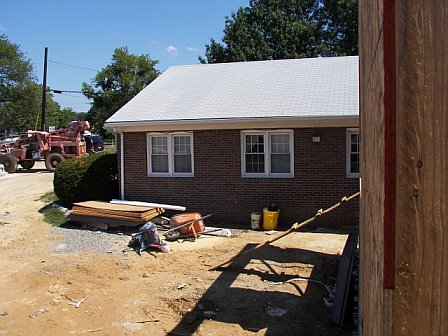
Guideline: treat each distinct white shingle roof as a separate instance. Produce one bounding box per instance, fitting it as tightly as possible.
[106,56,358,125]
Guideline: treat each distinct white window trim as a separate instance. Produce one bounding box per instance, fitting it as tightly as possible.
[346,128,360,178]
[147,132,194,177]
[241,130,294,178]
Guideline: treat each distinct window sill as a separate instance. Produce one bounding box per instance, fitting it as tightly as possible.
[241,175,294,180]
[148,174,194,178]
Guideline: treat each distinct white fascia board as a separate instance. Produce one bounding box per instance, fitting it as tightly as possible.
[105,115,359,133]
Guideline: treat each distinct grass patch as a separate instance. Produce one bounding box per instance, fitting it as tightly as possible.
[41,206,67,227]
[38,191,67,227]
[104,144,116,154]
[37,191,58,203]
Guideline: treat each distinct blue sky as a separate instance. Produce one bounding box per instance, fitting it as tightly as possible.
[1,0,249,112]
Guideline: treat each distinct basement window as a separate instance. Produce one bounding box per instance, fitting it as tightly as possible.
[147,132,194,177]
[346,128,360,178]
[241,130,294,178]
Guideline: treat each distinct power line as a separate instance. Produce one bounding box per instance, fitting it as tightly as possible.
[48,60,99,72]
[59,92,88,98]
[51,89,83,94]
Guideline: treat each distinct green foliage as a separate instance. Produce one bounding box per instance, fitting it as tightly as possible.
[74,111,88,122]
[53,153,118,206]
[1,34,36,132]
[0,81,77,132]
[82,47,160,134]
[0,34,77,132]
[47,106,77,130]
[200,0,358,64]
[320,0,358,56]
[37,191,58,203]
[37,192,66,227]
[42,207,67,227]
[0,34,34,102]
[1,82,41,132]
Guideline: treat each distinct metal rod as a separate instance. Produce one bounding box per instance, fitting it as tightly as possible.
[209,192,360,271]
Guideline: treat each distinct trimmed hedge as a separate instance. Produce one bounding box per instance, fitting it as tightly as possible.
[53,153,118,206]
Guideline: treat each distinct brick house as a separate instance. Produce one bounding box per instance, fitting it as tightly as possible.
[105,56,360,227]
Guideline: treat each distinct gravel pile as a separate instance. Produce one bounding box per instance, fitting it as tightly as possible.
[51,227,130,255]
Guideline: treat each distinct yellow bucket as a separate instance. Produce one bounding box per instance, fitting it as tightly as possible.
[262,208,280,230]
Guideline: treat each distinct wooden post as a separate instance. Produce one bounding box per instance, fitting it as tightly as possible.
[360,0,448,335]
[394,0,448,334]
[41,47,48,132]
[359,0,393,334]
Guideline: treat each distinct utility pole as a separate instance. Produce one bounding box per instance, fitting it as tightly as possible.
[41,47,48,132]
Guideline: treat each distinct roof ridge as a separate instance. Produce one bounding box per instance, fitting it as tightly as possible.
[165,55,359,71]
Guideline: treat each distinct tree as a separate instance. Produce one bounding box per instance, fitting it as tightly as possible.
[0,82,76,132]
[82,47,160,134]
[200,0,358,64]
[0,82,41,132]
[0,34,75,133]
[74,112,88,122]
[0,34,34,103]
[319,0,358,56]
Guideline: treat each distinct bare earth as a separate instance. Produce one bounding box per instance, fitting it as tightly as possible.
[0,162,349,336]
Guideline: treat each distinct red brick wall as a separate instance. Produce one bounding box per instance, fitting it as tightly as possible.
[119,128,359,228]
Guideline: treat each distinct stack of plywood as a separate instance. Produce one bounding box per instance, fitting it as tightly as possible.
[68,201,165,227]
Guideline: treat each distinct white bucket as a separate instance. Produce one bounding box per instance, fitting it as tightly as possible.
[251,212,261,230]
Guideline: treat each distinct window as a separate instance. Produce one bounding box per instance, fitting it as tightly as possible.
[147,133,193,176]
[241,130,294,177]
[346,128,360,178]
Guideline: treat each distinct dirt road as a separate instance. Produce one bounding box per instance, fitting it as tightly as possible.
[0,163,350,335]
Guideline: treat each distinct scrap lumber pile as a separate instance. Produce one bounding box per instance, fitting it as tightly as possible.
[68,201,165,227]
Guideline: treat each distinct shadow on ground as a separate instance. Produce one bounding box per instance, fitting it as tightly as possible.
[167,243,348,336]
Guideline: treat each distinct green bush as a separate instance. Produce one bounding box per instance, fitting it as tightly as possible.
[53,153,118,206]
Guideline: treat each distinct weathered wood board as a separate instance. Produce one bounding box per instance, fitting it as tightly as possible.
[71,201,165,223]
[360,0,448,335]
[331,232,358,326]
[359,0,393,334]
[394,1,448,334]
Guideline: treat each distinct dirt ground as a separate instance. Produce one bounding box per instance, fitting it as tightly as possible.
[0,162,350,336]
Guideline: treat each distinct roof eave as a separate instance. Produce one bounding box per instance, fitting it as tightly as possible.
[105,115,359,133]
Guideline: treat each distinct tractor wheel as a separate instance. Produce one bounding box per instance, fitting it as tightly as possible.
[45,153,65,172]
[20,160,35,170]
[0,153,18,173]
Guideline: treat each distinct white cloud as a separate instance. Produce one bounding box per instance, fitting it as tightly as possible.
[186,47,200,52]
[166,45,178,55]
[0,24,5,31]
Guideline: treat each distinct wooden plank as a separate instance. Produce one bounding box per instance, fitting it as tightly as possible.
[71,206,163,219]
[110,199,186,211]
[383,289,394,336]
[71,209,164,222]
[394,0,448,334]
[359,0,392,335]
[330,232,358,326]
[382,0,396,290]
[71,206,162,215]
[68,214,147,227]
[361,1,448,334]
[73,201,159,212]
